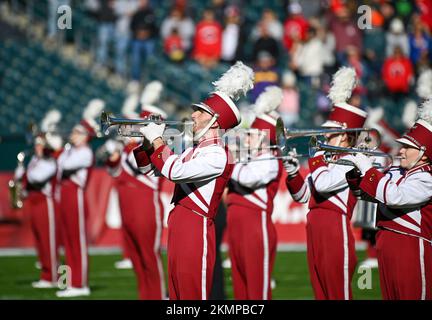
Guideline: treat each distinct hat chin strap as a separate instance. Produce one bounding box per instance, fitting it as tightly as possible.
[193,114,219,142]
[407,146,426,170]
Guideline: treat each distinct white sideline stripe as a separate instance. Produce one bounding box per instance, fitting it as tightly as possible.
[0,242,369,256]
[153,190,166,299]
[46,196,57,283]
[341,214,349,300]
[261,211,269,300]
[201,217,208,300]
[77,188,88,287]
[419,238,426,300]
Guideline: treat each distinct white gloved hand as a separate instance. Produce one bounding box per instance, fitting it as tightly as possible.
[283,152,300,176]
[139,123,166,144]
[352,153,375,175]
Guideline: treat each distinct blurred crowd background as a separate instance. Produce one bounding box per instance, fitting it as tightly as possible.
[0,0,431,169]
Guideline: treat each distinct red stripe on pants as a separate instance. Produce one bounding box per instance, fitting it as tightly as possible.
[227,204,277,300]
[27,192,59,283]
[117,183,165,299]
[58,181,88,288]
[167,205,215,300]
[306,209,357,300]
[376,230,432,300]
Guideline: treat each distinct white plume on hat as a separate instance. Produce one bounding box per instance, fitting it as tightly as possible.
[327,67,357,105]
[402,100,418,128]
[140,81,163,106]
[122,96,139,118]
[83,98,105,131]
[416,69,432,99]
[365,107,384,127]
[41,109,62,132]
[212,61,254,101]
[254,86,283,115]
[417,97,432,125]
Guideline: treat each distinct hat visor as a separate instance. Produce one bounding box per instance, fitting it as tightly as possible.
[321,120,344,128]
[395,137,419,149]
[192,103,214,116]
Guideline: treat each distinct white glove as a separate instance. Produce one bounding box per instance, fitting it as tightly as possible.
[139,122,166,144]
[283,152,300,176]
[352,153,375,175]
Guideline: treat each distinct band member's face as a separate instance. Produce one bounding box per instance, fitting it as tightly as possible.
[399,146,423,168]
[70,129,88,147]
[325,133,343,146]
[191,109,213,134]
[34,143,44,157]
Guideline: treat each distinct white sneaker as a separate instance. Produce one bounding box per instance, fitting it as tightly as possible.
[56,287,91,298]
[32,280,56,289]
[222,258,231,269]
[114,258,133,269]
[359,258,379,269]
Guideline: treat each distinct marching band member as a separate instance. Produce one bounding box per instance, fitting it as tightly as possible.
[284,67,367,300]
[15,110,63,288]
[104,83,167,300]
[134,62,254,300]
[226,86,283,300]
[55,99,104,298]
[350,97,432,300]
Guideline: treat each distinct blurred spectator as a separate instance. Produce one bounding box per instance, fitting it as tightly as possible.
[130,0,157,80]
[382,46,414,97]
[95,0,117,68]
[329,5,363,64]
[363,9,386,76]
[252,23,280,61]
[251,9,284,42]
[193,9,223,69]
[48,0,71,40]
[221,6,244,64]
[279,71,300,127]
[317,21,336,73]
[408,18,432,67]
[113,0,139,77]
[210,0,227,25]
[386,18,410,57]
[164,27,185,63]
[250,51,280,102]
[283,2,309,50]
[290,27,324,84]
[416,0,432,33]
[160,7,195,53]
[284,0,322,19]
[343,46,369,98]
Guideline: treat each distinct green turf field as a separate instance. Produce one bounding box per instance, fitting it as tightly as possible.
[0,251,381,300]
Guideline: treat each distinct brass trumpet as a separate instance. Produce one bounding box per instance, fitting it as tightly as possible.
[100,111,194,151]
[237,117,382,164]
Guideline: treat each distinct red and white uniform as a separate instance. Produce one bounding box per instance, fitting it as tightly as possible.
[287,153,358,300]
[135,137,233,300]
[108,142,166,300]
[227,154,282,300]
[23,155,59,283]
[359,164,432,299]
[56,145,93,289]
